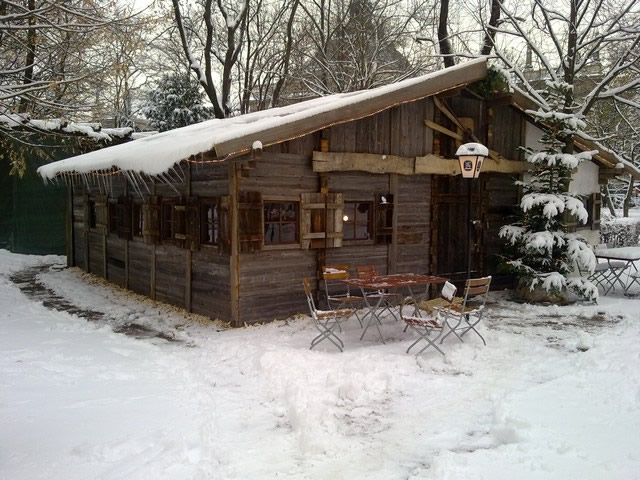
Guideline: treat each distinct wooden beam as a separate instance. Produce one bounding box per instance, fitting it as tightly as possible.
[415,154,525,175]
[313,151,415,175]
[424,119,463,141]
[313,151,525,175]
[66,185,73,268]
[185,163,192,313]
[389,174,398,274]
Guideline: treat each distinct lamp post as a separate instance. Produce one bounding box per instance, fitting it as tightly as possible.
[455,142,488,280]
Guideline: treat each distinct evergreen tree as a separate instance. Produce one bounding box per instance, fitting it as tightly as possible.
[499,81,598,303]
[142,74,214,132]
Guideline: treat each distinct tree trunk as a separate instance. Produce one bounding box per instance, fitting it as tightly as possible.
[604,184,617,217]
[480,0,501,56]
[438,0,455,67]
[623,176,633,217]
[18,0,36,113]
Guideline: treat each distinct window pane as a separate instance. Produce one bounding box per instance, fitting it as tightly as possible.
[280,223,296,243]
[356,202,370,239]
[283,203,297,221]
[264,223,279,244]
[265,204,280,222]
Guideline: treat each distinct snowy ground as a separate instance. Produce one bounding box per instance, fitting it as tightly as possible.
[1,250,639,480]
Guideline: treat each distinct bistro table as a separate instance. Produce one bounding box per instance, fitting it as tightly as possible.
[341,273,448,343]
[595,247,640,296]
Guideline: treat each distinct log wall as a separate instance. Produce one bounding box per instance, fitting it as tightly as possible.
[71,162,231,322]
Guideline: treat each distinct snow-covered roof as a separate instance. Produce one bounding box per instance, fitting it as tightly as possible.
[509,91,640,180]
[37,58,488,181]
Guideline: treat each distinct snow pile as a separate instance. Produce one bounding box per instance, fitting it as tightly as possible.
[2,250,640,479]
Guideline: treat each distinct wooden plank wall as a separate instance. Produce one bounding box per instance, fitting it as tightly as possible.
[191,162,231,320]
[396,174,431,274]
[71,182,86,270]
[71,161,231,322]
[327,97,433,157]
[488,105,525,161]
[326,171,390,276]
[236,137,320,324]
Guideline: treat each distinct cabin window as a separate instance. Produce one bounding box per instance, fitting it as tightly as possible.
[375,194,394,244]
[132,202,143,238]
[161,200,186,242]
[264,201,299,245]
[200,198,218,246]
[88,199,97,230]
[343,201,372,241]
[108,201,120,234]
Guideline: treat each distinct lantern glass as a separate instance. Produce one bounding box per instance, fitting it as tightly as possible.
[458,154,478,178]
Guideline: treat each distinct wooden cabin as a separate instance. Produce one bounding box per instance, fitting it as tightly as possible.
[38,59,631,326]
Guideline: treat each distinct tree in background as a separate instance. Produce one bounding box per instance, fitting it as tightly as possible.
[499,81,598,303]
[142,74,214,132]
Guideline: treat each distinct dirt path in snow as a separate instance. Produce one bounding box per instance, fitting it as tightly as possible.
[10,262,182,343]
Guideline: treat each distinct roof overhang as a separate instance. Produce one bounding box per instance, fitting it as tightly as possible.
[37,58,488,182]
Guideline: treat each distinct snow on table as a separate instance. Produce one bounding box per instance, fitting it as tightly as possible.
[595,246,640,260]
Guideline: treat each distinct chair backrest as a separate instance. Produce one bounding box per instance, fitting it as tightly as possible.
[441,281,457,301]
[355,264,377,280]
[303,277,318,319]
[462,276,491,310]
[321,265,351,306]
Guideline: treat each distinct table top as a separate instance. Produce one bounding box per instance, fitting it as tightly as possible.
[595,247,640,261]
[342,273,448,290]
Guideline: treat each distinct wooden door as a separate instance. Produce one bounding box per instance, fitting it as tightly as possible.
[431,175,485,280]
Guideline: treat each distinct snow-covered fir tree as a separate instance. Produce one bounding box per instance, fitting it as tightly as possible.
[142,74,214,132]
[499,81,599,303]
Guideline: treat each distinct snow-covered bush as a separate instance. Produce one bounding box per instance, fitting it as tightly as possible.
[499,81,598,303]
[600,215,640,247]
[142,74,214,132]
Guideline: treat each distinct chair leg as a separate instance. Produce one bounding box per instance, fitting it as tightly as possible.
[405,324,445,355]
[459,316,487,346]
[311,320,344,352]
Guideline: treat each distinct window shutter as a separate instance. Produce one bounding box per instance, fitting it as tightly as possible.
[375,193,394,244]
[143,195,161,244]
[84,194,90,232]
[591,192,601,230]
[300,192,344,249]
[117,196,132,240]
[217,196,231,253]
[238,191,263,253]
[95,195,109,235]
[173,199,187,248]
[185,196,200,251]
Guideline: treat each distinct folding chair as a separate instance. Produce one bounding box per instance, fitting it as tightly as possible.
[402,281,457,355]
[439,276,492,346]
[625,271,640,297]
[303,277,354,352]
[321,265,365,327]
[355,265,401,321]
[588,244,627,294]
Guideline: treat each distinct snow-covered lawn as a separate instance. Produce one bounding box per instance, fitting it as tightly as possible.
[1,250,639,480]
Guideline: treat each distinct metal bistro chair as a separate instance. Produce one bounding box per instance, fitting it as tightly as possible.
[439,276,492,346]
[321,265,365,327]
[303,277,354,352]
[355,265,401,321]
[403,281,458,355]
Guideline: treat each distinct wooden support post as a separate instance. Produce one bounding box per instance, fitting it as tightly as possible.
[83,184,90,273]
[389,174,398,274]
[102,233,107,280]
[150,182,156,300]
[66,184,74,268]
[124,180,129,290]
[185,162,192,312]
[229,161,240,326]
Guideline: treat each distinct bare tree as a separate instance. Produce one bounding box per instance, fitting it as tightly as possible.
[0,1,132,122]
[171,0,249,118]
[291,0,437,95]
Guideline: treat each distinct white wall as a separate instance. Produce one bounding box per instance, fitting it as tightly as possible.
[524,122,601,244]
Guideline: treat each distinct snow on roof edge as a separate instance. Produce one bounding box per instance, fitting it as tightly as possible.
[37,58,488,182]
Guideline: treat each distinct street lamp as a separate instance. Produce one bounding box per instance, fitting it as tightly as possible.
[455,142,488,280]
